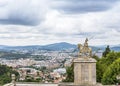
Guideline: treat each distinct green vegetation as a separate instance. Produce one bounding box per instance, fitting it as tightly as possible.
[64,46,120,85]
[102,45,111,57]
[102,58,120,85]
[0,64,19,85]
[0,51,31,59]
[94,46,120,85]
[63,63,74,82]
[97,51,120,83]
[20,75,42,82]
[0,51,52,61]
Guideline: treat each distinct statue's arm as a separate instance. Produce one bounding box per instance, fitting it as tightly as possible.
[89,48,92,56]
[78,44,81,49]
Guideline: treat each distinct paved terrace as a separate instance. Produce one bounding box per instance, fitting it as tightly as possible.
[3,82,117,86]
[4,82,58,86]
[17,84,58,86]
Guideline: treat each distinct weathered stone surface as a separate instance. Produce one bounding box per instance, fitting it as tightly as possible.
[58,82,99,86]
[4,83,58,86]
[58,39,97,86]
[73,57,96,86]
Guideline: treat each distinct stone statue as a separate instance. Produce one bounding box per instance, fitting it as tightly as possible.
[78,38,92,57]
[58,38,96,86]
[11,74,16,86]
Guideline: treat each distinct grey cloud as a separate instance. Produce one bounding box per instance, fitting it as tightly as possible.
[0,14,41,26]
[0,0,44,26]
[52,0,119,13]
[0,36,30,39]
[0,33,41,39]
[106,25,120,30]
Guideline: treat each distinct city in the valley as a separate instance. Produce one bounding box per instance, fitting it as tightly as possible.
[0,42,119,84]
[0,42,105,83]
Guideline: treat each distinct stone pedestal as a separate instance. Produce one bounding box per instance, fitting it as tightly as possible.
[73,57,96,86]
[58,38,97,86]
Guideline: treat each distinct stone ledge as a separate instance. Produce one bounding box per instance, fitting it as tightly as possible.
[58,83,116,86]
[58,83,102,86]
[3,83,14,86]
[73,58,96,63]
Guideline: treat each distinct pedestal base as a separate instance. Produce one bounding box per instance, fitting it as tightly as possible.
[58,83,101,86]
[73,57,96,86]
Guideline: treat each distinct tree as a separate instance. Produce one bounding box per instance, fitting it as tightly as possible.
[102,45,111,57]
[102,58,120,85]
[63,63,74,82]
[0,64,19,85]
[92,55,99,61]
[96,51,120,83]
[104,51,119,66]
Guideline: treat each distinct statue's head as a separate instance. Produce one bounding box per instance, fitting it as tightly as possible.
[85,38,88,42]
[84,38,89,47]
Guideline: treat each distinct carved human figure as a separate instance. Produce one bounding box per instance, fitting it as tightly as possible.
[78,38,92,57]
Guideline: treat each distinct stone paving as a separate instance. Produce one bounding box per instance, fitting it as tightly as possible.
[17,84,58,86]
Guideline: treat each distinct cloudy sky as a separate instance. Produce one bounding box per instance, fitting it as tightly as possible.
[0,0,120,46]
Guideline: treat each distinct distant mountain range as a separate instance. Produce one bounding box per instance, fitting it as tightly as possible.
[111,45,120,52]
[0,42,120,52]
[0,42,77,51]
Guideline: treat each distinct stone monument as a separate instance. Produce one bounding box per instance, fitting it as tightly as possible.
[74,38,96,85]
[11,74,16,86]
[58,38,97,86]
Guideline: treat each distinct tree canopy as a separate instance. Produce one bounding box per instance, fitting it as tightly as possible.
[63,63,74,82]
[97,51,120,83]
[0,64,19,85]
[102,58,120,85]
[102,45,111,57]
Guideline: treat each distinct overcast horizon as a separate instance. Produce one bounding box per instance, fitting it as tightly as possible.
[0,0,120,46]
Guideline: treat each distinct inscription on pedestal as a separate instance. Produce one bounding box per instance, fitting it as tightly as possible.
[81,64,89,82]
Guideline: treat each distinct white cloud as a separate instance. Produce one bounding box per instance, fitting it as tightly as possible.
[0,0,49,25]
[0,0,120,45]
